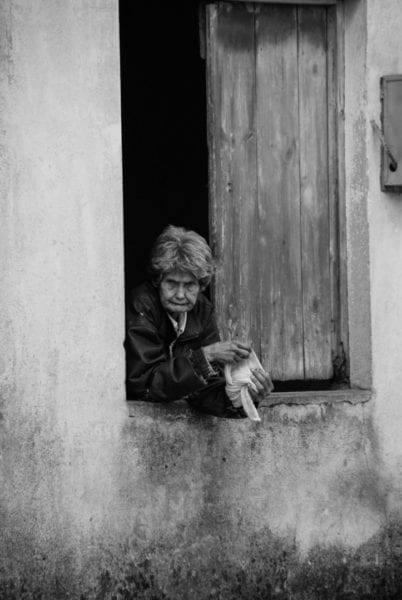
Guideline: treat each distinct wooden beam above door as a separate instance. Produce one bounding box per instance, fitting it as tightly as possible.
[229,0,337,5]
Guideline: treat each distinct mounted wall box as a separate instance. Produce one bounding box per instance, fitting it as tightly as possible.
[381,75,402,193]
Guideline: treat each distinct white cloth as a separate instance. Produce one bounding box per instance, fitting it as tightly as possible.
[224,350,270,422]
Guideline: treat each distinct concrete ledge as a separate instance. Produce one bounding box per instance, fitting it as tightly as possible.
[261,388,372,407]
[127,389,372,417]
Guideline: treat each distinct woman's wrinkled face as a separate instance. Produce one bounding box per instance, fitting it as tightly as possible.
[159,270,201,316]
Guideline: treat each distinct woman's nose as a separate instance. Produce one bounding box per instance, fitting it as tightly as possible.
[175,285,185,298]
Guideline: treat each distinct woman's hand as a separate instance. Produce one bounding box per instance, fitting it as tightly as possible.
[248,368,274,405]
[202,340,251,364]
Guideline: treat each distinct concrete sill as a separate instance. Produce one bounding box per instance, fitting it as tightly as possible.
[127,389,371,417]
[259,388,372,408]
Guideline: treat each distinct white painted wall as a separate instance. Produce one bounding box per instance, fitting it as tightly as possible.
[0,0,127,579]
[366,0,402,511]
[344,0,372,389]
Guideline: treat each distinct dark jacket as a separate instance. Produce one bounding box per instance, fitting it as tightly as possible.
[126,281,244,418]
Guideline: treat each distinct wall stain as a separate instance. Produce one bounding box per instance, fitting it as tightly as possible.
[2,519,402,599]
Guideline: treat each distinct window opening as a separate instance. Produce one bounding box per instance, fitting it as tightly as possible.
[121,1,348,397]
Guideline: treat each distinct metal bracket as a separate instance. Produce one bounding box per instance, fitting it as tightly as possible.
[371,119,398,173]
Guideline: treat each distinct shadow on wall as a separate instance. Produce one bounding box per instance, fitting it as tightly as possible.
[1,519,402,599]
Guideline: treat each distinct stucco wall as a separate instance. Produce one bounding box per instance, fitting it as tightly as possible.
[1,1,402,599]
[0,0,128,590]
[366,0,402,516]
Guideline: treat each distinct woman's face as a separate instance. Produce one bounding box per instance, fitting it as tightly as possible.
[159,270,201,316]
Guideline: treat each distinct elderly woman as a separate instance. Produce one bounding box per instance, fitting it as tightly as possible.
[126,225,272,418]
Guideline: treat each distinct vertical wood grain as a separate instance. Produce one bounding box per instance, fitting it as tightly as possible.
[256,5,304,379]
[326,5,341,371]
[336,2,349,377]
[207,2,259,346]
[207,1,342,383]
[298,6,333,378]
[229,0,337,4]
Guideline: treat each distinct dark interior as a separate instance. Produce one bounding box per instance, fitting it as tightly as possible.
[119,1,209,294]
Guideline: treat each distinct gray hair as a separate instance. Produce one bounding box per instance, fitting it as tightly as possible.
[149,225,215,289]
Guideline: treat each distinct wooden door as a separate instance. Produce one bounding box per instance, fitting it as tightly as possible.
[207,2,340,382]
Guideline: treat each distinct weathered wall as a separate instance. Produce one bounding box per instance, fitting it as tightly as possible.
[0,0,128,591]
[366,0,402,517]
[1,0,402,599]
[344,0,372,390]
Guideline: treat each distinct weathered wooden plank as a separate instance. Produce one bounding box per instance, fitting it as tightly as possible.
[298,6,333,378]
[335,2,349,377]
[207,2,259,346]
[256,4,304,380]
[231,0,337,4]
[207,1,344,384]
[326,5,341,374]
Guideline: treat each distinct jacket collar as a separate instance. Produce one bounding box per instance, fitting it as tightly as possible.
[180,309,202,341]
[163,303,202,342]
[167,311,187,337]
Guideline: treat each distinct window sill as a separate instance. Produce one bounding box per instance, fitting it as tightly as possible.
[127,388,371,417]
[260,388,372,407]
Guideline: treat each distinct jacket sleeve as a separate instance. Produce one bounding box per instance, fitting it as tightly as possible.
[185,308,248,418]
[126,303,215,402]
